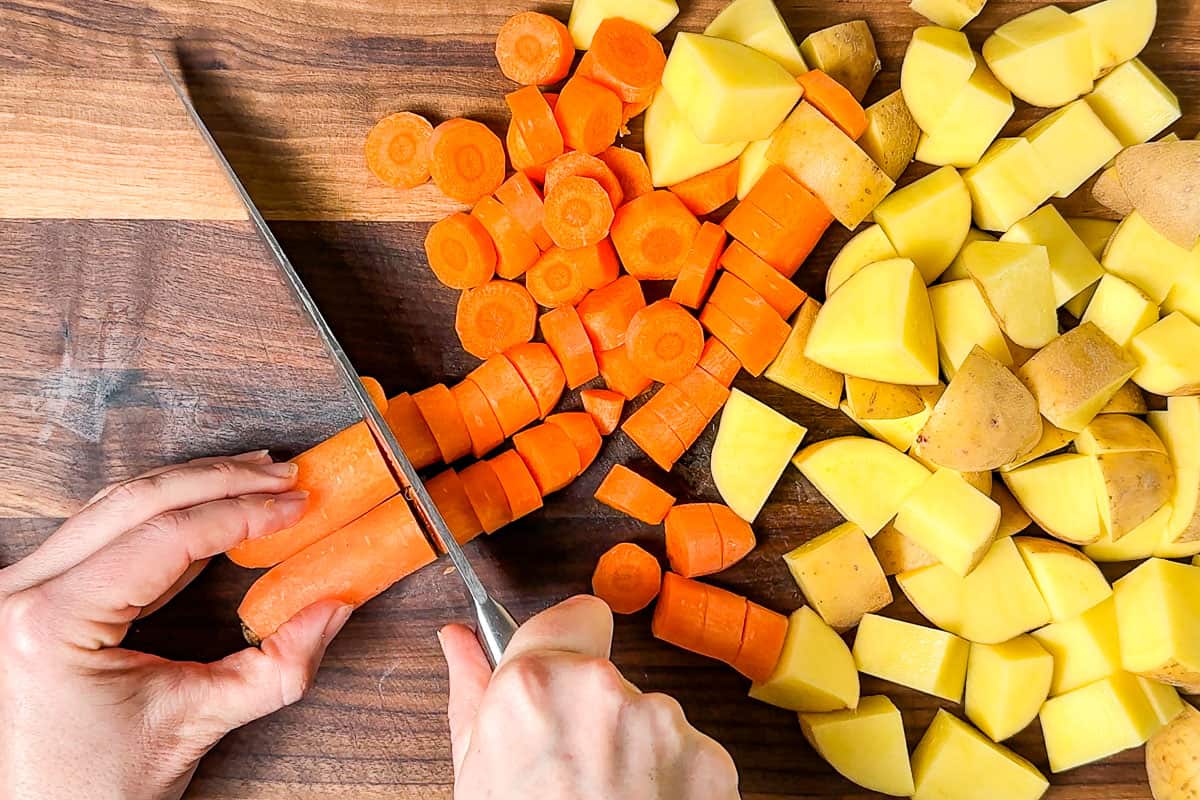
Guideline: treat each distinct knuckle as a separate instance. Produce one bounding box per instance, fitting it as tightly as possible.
[578,656,625,695]
[495,654,554,700]
[0,589,50,661]
[640,691,686,725]
[693,737,739,781]
[276,660,313,707]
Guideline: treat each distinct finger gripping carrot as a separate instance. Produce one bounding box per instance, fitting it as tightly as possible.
[513,421,582,495]
[610,190,701,280]
[577,274,647,351]
[429,118,506,204]
[576,18,667,106]
[470,197,539,280]
[424,212,497,289]
[455,280,537,359]
[554,76,623,156]
[595,464,676,524]
[505,86,565,167]
[592,543,663,615]
[539,305,600,389]
[495,11,574,87]
[581,388,625,435]
[625,299,704,383]
[543,176,615,250]
[546,411,603,471]
[365,111,434,189]
[669,161,740,217]
[544,152,625,210]
[384,392,442,470]
[598,147,654,202]
[670,222,726,310]
[413,383,473,464]
[506,341,566,418]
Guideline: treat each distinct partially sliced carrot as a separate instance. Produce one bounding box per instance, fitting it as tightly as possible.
[651,572,709,655]
[669,160,740,216]
[710,503,756,571]
[747,165,837,234]
[544,152,625,210]
[592,542,663,614]
[726,166,834,277]
[598,147,654,202]
[596,345,653,401]
[554,76,623,155]
[543,176,615,250]
[526,247,590,308]
[539,305,600,389]
[698,301,789,378]
[425,212,498,289]
[645,383,709,450]
[731,603,789,682]
[470,197,540,280]
[575,18,666,105]
[426,467,484,545]
[488,448,544,521]
[670,366,731,419]
[450,379,506,459]
[720,240,808,318]
[384,392,442,470]
[595,463,676,524]
[581,388,625,435]
[513,421,582,495]
[699,582,749,663]
[577,275,646,351]
[507,120,551,185]
[708,272,781,332]
[495,11,574,86]
[429,118,506,204]
[665,503,724,577]
[365,111,434,189]
[621,401,687,471]
[494,172,553,250]
[698,337,741,387]
[360,376,387,412]
[455,279,538,359]
[467,354,541,437]
[797,70,869,139]
[505,85,565,166]
[459,460,513,534]
[413,383,473,464]
[610,190,701,280]
[546,411,603,471]
[506,341,566,418]
[670,222,726,310]
[625,299,705,383]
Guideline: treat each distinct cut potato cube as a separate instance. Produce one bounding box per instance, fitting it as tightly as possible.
[1040,672,1162,772]
[567,0,679,49]
[1094,451,1175,541]
[907,440,993,496]
[798,20,880,102]
[1103,210,1193,303]
[1067,216,1119,260]
[941,227,997,282]
[896,562,965,634]
[859,90,920,182]
[1086,58,1181,146]
[800,695,915,797]
[1081,274,1159,347]
[804,259,938,385]
[1015,536,1111,622]
[873,166,972,283]
[841,397,932,453]
[1032,596,1122,696]
[712,388,807,522]
[872,524,939,575]
[644,89,749,187]
[1003,454,1105,545]
[1115,558,1200,692]
[1001,419,1075,472]
[910,0,986,30]
[1001,205,1105,307]
[993,481,1033,537]
[783,522,891,630]
[965,636,1053,742]
[1148,398,1200,544]
[1073,0,1157,78]
[915,60,1014,168]
[1019,100,1123,199]
[749,606,860,711]
[929,280,1013,377]
[900,27,976,132]
[1131,312,1200,396]
[853,614,969,701]
[1139,676,1185,727]
[1100,382,1147,415]
[894,469,1000,576]
[826,224,899,296]
[662,33,802,145]
[1164,255,1200,324]
[963,138,1053,232]
[1077,413,1167,456]
[704,0,807,75]
[1018,322,1137,432]
[982,6,1094,108]
[765,298,844,409]
[1084,503,1171,562]
[911,710,1049,800]
[964,241,1058,349]
[736,138,772,199]
[844,377,924,421]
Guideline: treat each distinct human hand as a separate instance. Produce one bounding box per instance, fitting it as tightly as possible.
[0,452,353,800]
[440,595,740,799]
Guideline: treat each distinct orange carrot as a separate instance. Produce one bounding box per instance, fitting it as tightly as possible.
[711,503,756,570]
[426,467,485,545]
[581,388,625,435]
[720,240,808,318]
[699,583,749,663]
[670,222,726,310]
[539,305,600,389]
[360,376,387,412]
[424,212,498,289]
[665,503,724,577]
[592,542,663,614]
[459,460,513,534]
[495,11,574,87]
[547,411,603,470]
[620,98,652,134]
[471,197,540,280]
[413,383,473,464]
[644,383,710,449]
[578,238,621,290]
[384,392,442,470]
[544,152,625,210]
[455,279,538,359]
[610,190,701,280]
[797,70,868,140]
[513,421,582,495]
[599,147,654,202]
[731,603,788,682]
[708,273,780,332]
[554,76,623,155]
[364,111,434,189]
[467,354,541,437]
[651,572,709,655]
[670,366,731,419]
[698,337,741,387]
[575,18,666,105]
[238,495,434,641]
[669,160,739,216]
[429,118,506,204]
[488,448,544,521]
[625,299,705,383]
[595,464,676,524]
[450,379,506,458]
[494,172,553,250]
[526,247,589,308]
[505,85,565,166]
[726,166,834,277]
[227,422,399,568]
[577,274,646,351]
[506,341,566,418]
[543,176,615,249]
[597,345,653,401]
[621,401,687,471]
[507,120,551,185]
[699,299,789,378]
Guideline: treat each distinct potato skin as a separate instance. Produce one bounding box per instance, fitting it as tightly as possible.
[1147,702,1200,800]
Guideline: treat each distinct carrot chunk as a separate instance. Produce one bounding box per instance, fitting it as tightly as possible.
[726,166,834,276]
[495,11,574,87]
[698,337,741,387]
[426,467,484,545]
[488,448,544,521]
[669,160,739,216]
[698,301,788,378]
[384,392,442,469]
[425,212,498,289]
[665,503,724,577]
[507,120,551,185]
[720,240,808,318]
[581,388,625,435]
[429,118,506,204]
[411,383,473,464]
[644,383,709,450]
[577,274,646,351]
[359,376,387,413]
[670,222,726,310]
[544,152,625,210]
[546,411,603,471]
[513,421,582,495]
[598,147,654,202]
[494,172,553,250]
[543,176,615,249]
[710,503,757,571]
[797,70,868,139]
[526,247,588,308]
[610,190,701,280]
[669,366,731,419]
[467,354,541,437]
[554,76,623,155]
[625,299,705,383]
[699,583,749,663]
[592,543,663,614]
[506,341,566,418]
[595,464,676,524]
[596,345,653,401]
[365,111,434,189]
[450,379,506,459]
[459,460,513,534]
[651,572,709,654]
[455,279,538,359]
[505,85,565,166]
[731,603,789,682]
[621,401,687,471]
[471,197,540,280]
[576,18,666,106]
[539,305,600,389]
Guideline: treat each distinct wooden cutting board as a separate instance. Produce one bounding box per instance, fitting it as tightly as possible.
[2,1,1198,797]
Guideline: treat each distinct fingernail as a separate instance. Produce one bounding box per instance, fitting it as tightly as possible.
[264,462,298,478]
[232,449,271,462]
[324,604,354,639]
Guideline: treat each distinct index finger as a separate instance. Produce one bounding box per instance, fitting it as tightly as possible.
[498,594,614,667]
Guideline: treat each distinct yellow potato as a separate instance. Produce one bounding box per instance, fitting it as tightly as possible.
[963,241,1058,349]
[1099,382,1148,415]
[915,60,1014,168]
[764,298,844,409]
[940,228,997,282]
[711,388,807,522]
[1140,676,1186,727]
[982,6,1094,108]
[798,20,880,102]
[1003,453,1105,545]
[1103,210,1195,303]
[1148,397,1200,544]
[783,522,892,630]
[1040,672,1163,772]
[1086,58,1181,146]
[1077,413,1168,456]
[1073,0,1157,78]
[1145,701,1200,800]
[894,468,1000,576]
[872,524,939,575]
[859,90,920,182]
[873,166,972,283]
[1113,140,1200,250]
[567,0,679,48]
[749,606,860,711]
[992,481,1033,537]
[853,614,970,701]
[800,696,915,797]
[1086,426,1175,540]
[643,89,748,186]
[736,137,772,199]
[1114,558,1200,692]
[1015,536,1111,622]
[825,225,899,296]
[1001,418,1076,471]
[1067,216,1119,260]
[1032,596,1123,696]
[900,26,977,132]
[844,377,924,421]
[1164,255,1200,324]
[909,0,986,30]
[965,636,1053,742]
[962,138,1054,232]
[1085,503,1172,562]
[1081,274,1159,347]
[1020,100,1123,199]
[911,710,1049,800]
[929,280,1013,378]
[704,0,807,75]
[907,440,992,495]
[1002,205,1106,307]
[841,394,934,453]
[1131,313,1200,396]
[1018,322,1137,432]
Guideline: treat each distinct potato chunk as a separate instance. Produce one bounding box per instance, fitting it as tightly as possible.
[895,469,1000,576]
[1032,597,1123,696]
[800,696,915,797]
[1072,0,1157,78]
[644,89,748,187]
[825,224,899,296]
[929,281,1013,378]
[910,0,986,30]
[783,522,892,630]
[1086,58,1180,146]
[798,20,880,102]
[764,298,844,409]
[712,389,807,523]
[853,614,970,701]
[964,241,1058,349]
[1015,536,1111,622]
[1148,397,1200,545]
[1018,322,1137,432]
[982,6,1094,108]
[1003,454,1105,545]
[911,710,1049,800]
[1081,274,1159,347]
[965,636,1053,742]
[1114,558,1200,692]
[859,90,920,182]
[915,60,1014,169]
[1002,205,1106,306]
[1041,672,1163,772]
[1132,313,1200,396]
[567,0,679,49]
[873,166,972,283]
[962,138,1054,232]
[749,606,860,711]
[900,27,976,131]
[703,0,807,75]
[1146,702,1200,800]
[1103,210,1194,303]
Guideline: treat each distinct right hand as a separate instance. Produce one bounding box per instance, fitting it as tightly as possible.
[439,595,740,799]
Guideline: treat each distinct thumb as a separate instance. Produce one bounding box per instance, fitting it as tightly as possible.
[439,623,492,777]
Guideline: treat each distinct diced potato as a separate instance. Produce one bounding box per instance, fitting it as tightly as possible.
[749,606,860,711]
[825,224,899,296]
[841,395,933,453]
[872,524,938,575]
[962,138,1054,232]
[1032,596,1122,695]
[915,60,1014,169]
[1094,453,1175,541]
[1077,413,1167,456]
[873,166,972,283]
[930,280,1013,377]
[911,710,1049,800]
[963,241,1058,349]
[965,637,1053,742]
[765,298,844,409]
[900,26,977,132]
[800,696,915,797]
[1086,58,1181,146]
[1001,205,1106,307]
[1102,210,1193,303]
[1148,397,1200,544]
[1164,256,1200,324]
[804,259,938,385]
[1131,313,1200,396]
[1001,419,1076,471]
[910,0,986,30]
[1139,676,1185,727]
[736,138,772,199]
[783,522,892,629]
[704,0,807,75]
[1073,0,1157,78]
[896,562,965,633]
[712,388,807,522]
[1114,558,1200,692]
[1081,274,1159,347]
[1084,503,1171,562]
[941,228,997,282]
[844,377,924,421]
[567,0,679,49]
[1064,285,1098,320]
[982,6,1094,108]
[662,33,802,145]
[853,614,969,701]
[1003,454,1105,545]
[767,102,895,229]
[993,482,1033,537]
[1041,672,1163,772]
[644,89,749,187]
[1019,100,1123,198]
[792,436,930,536]
[1145,702,1200,800]
[1017,322,1137,432]
[895,469,1000,576]
[907,439,993,495]
[859,91,920,182]
[1015,536,1111,622]
[799,20,880,102]
[1099,382,1148,415]
[1067,216,1119,259]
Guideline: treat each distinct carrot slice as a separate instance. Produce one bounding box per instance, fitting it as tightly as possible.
[596,345,653,401]
[665,503,724,577]
[425,212,498,289]
[577,238,621,290]
[494,172,553,250]
[699,300,789,378]
[698,337,741,387]
[544,152,625,210]
[471,197,540,280]
[645,383,710,450]
[506,341,566,418]
[467,354,541,437]
[365,111,434,189]
[598,147,654,202]
[611,190,701,280]
[575,18,667,105]
[621,401,687,471]
[720,240,808,318]
[700,582,749,663]
[546,411,603,471]
[360,376,387,413]
[620,98,652,134]
[526,247,589,308]
[595,464,676,524]
[513,421,582,495]
[488,448,544,521]
[708,272,780,331]
[592,542,663,615]
[238,495,434,641]
[726,166,834,276]
[459,460,513,534]
[669,366,731,419]
[625,299,705,383]
[670,222,726,310]
[495,11,574,87]
[507,121,551,185]
[797,70,868,140]
[426,468,484,545]
[543,176,615,249]
[411,383,473,464]
[577,274,646,351]
[384,392,442,470]
[581,388,625,435]
[539,305,600,389]
[455,279,538,359]
[505,85,565,167]
[710,503,756,571]
[554,76,623,155]
[651,572,709,655]
[731,603,789,682]
[450,379,506,459]
[669,160,740,216]
[429,118,506,204]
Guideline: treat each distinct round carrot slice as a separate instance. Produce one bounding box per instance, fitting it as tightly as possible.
[543,152,625,210]
[455,280,537,360]
[526,247,589,308]
[553,76,622,156]
[539,305,600,389]
[364,111,434,189]
[488,449,543,521]
[424,212,497,289]
[429,118,506,204]
[459,460,513,534]
[625,299,704,383]
[495,11,574,87]
[543,176,614,250]
[577,19,667,105]
[592,542,663,615]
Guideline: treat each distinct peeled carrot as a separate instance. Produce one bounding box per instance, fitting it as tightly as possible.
[670,222,726,310]
[413,383,473,464]
[701,584,749,663]
[471,197,540,280]
[488,448,544,521]
[670,366,731,419]
[699,302,788,378]
[644,383,710,450]
[424,212,498,289]
[598,147,654,202]
[576,238,620,290]
[467,353,541,437]
[539,305,600,389]
[494,173,553,250]
[526,247,588,308]
[238,495,434,641]
[575,18,666,106]
[507,120,551,185]
[610,190,701,280]
[698,337,741,387]
[360,376,387,412]
[725,166,833,277]
[711,503,756,571]
[426,468,485,545]
[625,299,705,383]
[546,411,603,471]
[720,241,808,318]
[455,279,538,359]
[581,388,625,435]
[708,273,780,331]
[577,274,646,351]
[544,152,625,210]
[669,160,740,216]
[505,85,565,167]
[543,176,615,249]
[595,464,676,524]
[365,111,434,190]
[596,345,653,401]
[621,401,687,471]
[459,460,513,534]
[495,11,574,86]
[384,392,442,470]
[429,118,506,204]
[732,603,789,683]
[554,76,623,155]
[665,503,724,577]
[797,70,868,140]
[228,422,399,568]
[620,98,652,134]
[592,542,663,615]
[513,421,582,495]
[506,341,566,418]
[450,379,506,459]
[651,572,709,656]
